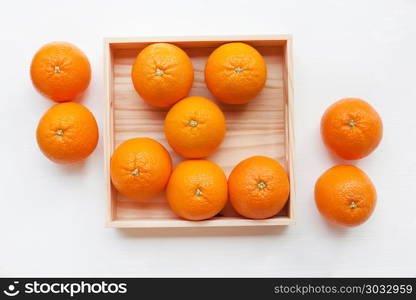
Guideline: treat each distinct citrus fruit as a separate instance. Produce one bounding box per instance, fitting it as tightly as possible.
[228,156,289,219]
[315,165,377,226]
[36,102,98,164]
[164,96,226,158]
[205,42,267,104]
[30,42,91,102]
[131,43,194,107]
[321,98,383,160]
[166,160,227,221]
[110,138,172,201]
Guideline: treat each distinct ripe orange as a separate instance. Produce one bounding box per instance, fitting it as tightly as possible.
[205,42,267,104]
[228,156,289,219]
[30,42,91,102]
[315,165,377,226]
[110,138,172,201]
[166,160,227,221]
[36,102,98,164]
[164,96,226,158]
[321,98,383,160]
[131,43,194,107]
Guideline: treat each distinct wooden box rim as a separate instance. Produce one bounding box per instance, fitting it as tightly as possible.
[104,35,295,228]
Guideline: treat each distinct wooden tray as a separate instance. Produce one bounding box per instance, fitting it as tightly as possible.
[104,35,295,228]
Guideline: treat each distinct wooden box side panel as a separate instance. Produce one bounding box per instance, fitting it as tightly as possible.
[108,216,294,228]
[283,38,295,221]
[104,41,116,224]
[105,35,291,49]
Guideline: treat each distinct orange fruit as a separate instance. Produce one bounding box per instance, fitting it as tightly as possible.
[315,165,377,227]
[228,156,289,219]
[164,96,226,158]
[321,98,383,160]
[36,102,98,164]
[131,43,194,107]
[110,138,172,201]
[30,42,91,102]
[205,42,267,104]
[166,160,227,221]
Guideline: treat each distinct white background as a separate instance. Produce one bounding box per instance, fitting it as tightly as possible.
[0,0,415,277]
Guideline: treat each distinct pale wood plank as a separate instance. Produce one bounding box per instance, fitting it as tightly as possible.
[104,40,116,223]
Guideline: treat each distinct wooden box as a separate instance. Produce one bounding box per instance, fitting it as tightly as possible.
[104,35,295,228]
